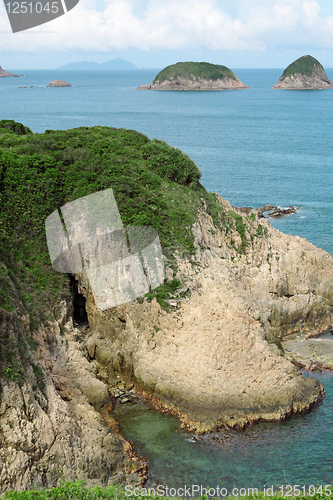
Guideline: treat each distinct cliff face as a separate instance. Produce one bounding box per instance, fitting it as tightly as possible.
[2,123,333,491]
[1,194,332,490]
[77,196,332,433]
[0,303,147,491]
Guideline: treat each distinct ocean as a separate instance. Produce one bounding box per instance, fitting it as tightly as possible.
[2,67,333,490]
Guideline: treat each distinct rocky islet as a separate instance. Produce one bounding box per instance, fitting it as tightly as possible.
[272,55,333,90]
[137,61,249,90]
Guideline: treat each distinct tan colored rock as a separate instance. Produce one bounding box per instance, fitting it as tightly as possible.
[283,337,333,370]
[78,196,333,432]
[47,80,71,87]
[137,76,248,91]
[0,305,146,492]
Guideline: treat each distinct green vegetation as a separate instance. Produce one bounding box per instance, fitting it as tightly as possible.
[280,55,325,80]
[153,61,237,83]
[4,480,333,500]
[0,120,263,388]
[228,210,247,254]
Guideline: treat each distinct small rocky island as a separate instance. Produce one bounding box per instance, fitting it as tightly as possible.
[137,61,249,90]
[47,79,71,87]
[0,66,23,77]
[272,55,333,89]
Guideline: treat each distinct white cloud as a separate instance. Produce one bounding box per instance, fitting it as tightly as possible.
[1,0,333,54]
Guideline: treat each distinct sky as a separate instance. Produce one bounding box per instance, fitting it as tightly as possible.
[1,0,333,69]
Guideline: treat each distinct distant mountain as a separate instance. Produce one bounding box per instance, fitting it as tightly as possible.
[58,58,138,70]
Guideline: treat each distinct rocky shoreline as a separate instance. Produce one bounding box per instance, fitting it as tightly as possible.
[76,195,332,432]
[2,193,333,490]
[236,204,299,219]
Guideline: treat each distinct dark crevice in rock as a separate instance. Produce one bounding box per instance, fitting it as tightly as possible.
[69,275,89,326]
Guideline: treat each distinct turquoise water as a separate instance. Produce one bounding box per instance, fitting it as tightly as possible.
[116,373,333,491]
[2,68,333,489]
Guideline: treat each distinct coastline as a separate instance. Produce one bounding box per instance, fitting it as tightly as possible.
[2,121,333,491]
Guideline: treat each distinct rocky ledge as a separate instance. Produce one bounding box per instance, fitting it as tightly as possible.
[2,193,333,491]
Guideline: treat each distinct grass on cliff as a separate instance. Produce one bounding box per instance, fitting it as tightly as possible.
[153,62,237,83]
[0,120,216,322]
[4,480,333,499]
[0,119,264,386]
[280,55,324,80]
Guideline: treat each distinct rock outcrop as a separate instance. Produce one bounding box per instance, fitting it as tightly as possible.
[75,196,333,433]
[272,55,333,89]
[283,335,333,371]
[47,80,71,87]
[2,123,333,491]
[0,303,147,492]
[137,62,249,90]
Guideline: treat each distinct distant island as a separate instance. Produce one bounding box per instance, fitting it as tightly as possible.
[58,58,137,70]
[272,55,333,89]
[0,66,23,77]
[136,61,249,90]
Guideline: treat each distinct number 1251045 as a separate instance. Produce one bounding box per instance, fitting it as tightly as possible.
[5,2,60,14]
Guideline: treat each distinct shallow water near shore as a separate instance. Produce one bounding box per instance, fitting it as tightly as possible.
[115,371,333,490]
[2,67,333,488]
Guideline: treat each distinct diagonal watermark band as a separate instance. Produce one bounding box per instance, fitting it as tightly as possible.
[45,188,165,310]
[3,0,79,33]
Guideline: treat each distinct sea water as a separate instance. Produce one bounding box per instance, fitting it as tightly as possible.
[2,67,333,489]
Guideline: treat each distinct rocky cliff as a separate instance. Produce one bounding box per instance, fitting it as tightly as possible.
[0,301,147,491]
[77,196,331,433]
[1,122,333,491]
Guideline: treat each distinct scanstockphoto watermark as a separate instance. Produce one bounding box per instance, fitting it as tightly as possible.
[45,188,165,311]
[125,485,333,498]
[125,485,264,498]
[3,0,79,33]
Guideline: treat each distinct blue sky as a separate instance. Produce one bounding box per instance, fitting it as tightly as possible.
[1,0,333,69]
